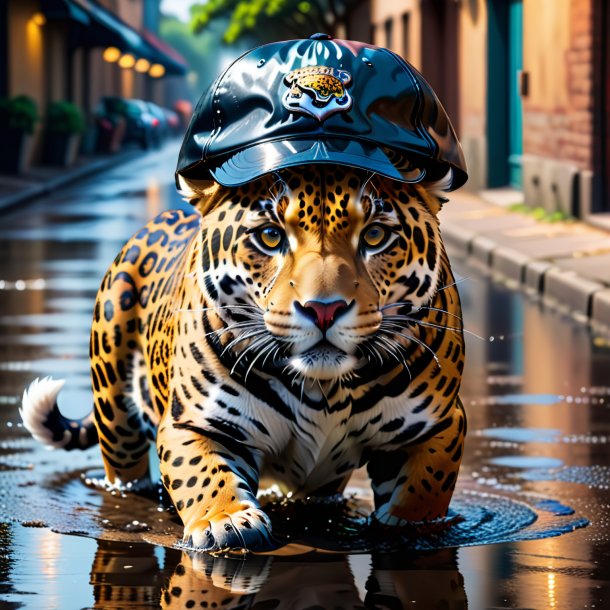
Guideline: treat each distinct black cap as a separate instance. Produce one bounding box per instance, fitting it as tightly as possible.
[176,35,467,191]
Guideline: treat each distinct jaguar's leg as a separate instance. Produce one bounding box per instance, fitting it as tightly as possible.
[367,398,466,524]
[157,418,274,552]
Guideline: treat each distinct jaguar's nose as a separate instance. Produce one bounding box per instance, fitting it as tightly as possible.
[295,299,350,332]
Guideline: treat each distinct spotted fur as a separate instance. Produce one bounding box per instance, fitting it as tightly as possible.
[21,165,466,552]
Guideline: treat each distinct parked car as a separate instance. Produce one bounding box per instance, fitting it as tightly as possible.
[162,107,182,135]
[144,101,170,143]
[96,97,159,150]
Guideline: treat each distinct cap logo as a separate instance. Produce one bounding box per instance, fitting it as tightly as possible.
[282,66,352,122]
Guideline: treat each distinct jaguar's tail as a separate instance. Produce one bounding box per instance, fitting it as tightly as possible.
[20,377,98,450]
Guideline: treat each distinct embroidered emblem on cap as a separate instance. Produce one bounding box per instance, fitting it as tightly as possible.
[282,66,352,122]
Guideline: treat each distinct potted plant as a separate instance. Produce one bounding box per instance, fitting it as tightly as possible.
[0,95,39,174]
[42,101,85,167]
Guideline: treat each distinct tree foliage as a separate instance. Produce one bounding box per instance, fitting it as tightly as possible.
[161,15,232,92]
[190,0,353,44]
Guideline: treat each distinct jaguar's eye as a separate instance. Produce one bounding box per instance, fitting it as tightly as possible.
[256,226,285,252]
[361,224,390,250]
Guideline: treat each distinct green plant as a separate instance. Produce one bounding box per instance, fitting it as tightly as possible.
[45,101,85,134]
[190,0,358,43]
[508,202,574,223]
[0,95,39,134]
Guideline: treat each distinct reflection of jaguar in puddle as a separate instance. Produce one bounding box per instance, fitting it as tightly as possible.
[89,540,467,609]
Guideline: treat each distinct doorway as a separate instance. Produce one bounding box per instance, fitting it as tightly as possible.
[487,0,523,188]
[420,0,460,135]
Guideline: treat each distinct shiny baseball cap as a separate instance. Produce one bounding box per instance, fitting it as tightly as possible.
[176,34,467,191]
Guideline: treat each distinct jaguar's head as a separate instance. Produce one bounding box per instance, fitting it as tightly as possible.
[182,165,448,382]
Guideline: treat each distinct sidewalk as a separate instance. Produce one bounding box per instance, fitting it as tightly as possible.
[441,190,610,332]
[0,149,140,213]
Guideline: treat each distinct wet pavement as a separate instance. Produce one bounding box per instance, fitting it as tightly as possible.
[1,142,610,609]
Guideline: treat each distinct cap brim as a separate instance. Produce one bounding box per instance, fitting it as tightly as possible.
[208,139,427,187]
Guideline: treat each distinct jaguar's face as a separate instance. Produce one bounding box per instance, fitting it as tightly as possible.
[197,165,443,381]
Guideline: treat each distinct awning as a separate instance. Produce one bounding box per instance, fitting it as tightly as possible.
[41,0,189,76]
[40,0,89,25]
[141,30,189,77]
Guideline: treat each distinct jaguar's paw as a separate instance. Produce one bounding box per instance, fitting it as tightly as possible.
[182,506,275,553]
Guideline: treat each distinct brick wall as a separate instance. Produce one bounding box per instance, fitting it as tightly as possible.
[523,0,594,170]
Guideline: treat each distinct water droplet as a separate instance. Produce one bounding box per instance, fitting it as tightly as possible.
[257,59,266,67]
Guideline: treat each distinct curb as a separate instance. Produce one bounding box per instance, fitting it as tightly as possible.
[0,149,140,214]
[442,216,610,333]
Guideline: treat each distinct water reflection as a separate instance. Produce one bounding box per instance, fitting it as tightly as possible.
[85,542,468,610]
[1,146,610,608]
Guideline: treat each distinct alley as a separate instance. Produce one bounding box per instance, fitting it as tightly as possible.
[0,148,610,609]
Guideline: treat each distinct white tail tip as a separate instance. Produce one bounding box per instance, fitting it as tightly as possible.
[20,376,67,448]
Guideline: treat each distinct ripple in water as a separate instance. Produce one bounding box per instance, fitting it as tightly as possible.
[0,461,588,555]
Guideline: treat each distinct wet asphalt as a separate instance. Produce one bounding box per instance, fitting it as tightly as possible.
[1,142,610,609]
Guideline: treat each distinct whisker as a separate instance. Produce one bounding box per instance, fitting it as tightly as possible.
[436,276,471,293]
[384,315,485,342]
[413,305,465,326]
[367,342,386,367]
[205,320,263,339]
[380,301,415,312]
[244,341,277,382]
[358,341,382,365]
[317,379,329,402]
[378,327,441,369]
[261,343,281,369]
[176,304,262,314]
[374,335,412,382]
[381,302,464,326]
[220,329,267,357]
[230,335,270,375]
[376,335,410,371]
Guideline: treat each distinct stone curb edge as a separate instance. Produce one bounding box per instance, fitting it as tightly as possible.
[441,222,610,332]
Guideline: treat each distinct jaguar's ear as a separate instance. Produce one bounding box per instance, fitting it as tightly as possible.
[414,184,448,216]
[418,168,452,215]
[177,175,223,216]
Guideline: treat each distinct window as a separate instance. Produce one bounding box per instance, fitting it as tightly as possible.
[384,18,393,50]
[402,12,410,59]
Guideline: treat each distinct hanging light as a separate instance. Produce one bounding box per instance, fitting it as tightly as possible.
[31,12,46,26]
[134,58,151,73]
[118,54,136,69]
[148,64,166,78]
[103,47,121,63]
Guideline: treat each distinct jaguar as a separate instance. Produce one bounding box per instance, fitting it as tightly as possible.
[21,164,466,552]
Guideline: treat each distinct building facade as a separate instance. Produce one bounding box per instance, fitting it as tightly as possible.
[368,0,609,220]
[0,0,187,159]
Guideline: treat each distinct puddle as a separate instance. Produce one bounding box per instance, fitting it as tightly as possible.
[489,455,564,469]
[478,427,562,443]
[522,464,610,490]
[476,393,563,406]
[2,151,610,607]
[0,452,588,555]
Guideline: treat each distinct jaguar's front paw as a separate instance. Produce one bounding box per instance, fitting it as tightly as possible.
[183,506,275,553]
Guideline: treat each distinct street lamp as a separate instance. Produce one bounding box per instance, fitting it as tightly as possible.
[134,58,151,73]
[118,54,136,69]
[148,64,165,78]
[103,47,121,63]
[31,12,46,26]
